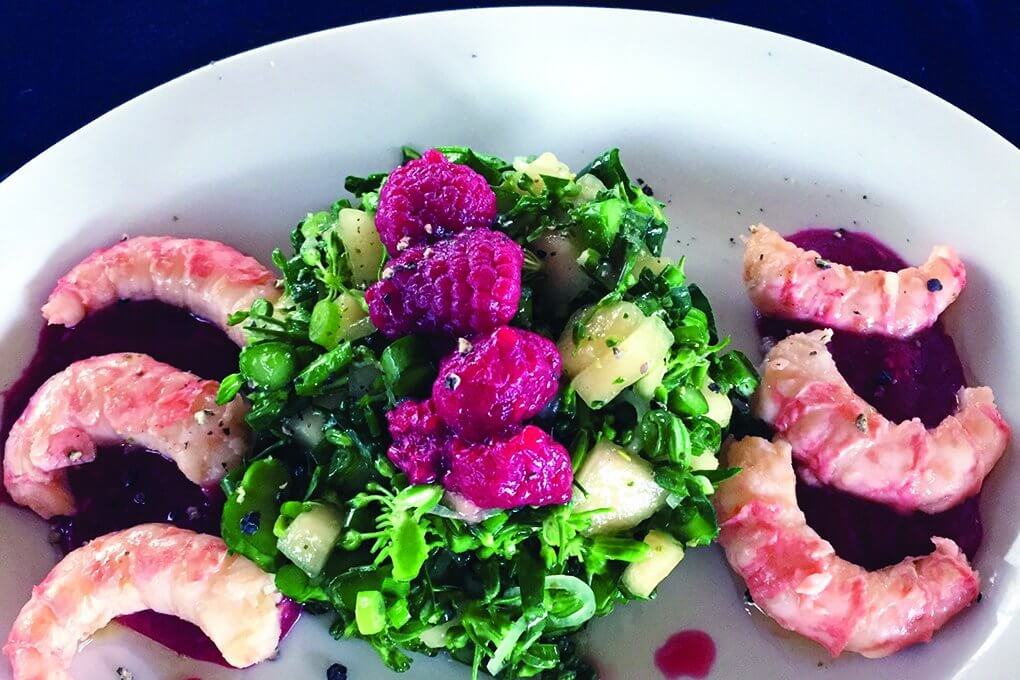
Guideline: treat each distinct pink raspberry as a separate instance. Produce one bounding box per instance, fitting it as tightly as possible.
[375,149,497,254]
[443,425,573,509]
[366,229,523,338]
[433,327,562,441]
[385,399,448,484]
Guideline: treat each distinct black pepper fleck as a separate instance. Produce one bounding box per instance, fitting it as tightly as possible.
[926,278,943,292]
[240,511,261,535]
[855,413,868,432]
[327,662,349,680]
[877,370,893,386]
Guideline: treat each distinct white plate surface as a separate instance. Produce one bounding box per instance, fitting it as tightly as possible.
[1,7,1019,679]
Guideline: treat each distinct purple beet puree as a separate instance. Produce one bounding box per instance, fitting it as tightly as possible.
[0,300,297,663]
[117,599,302,667]
[756,228,981,570]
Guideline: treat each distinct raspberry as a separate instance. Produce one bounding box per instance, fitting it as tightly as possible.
[375,149,497,254]
[385,399,448,484]
[433,327,562,441]
[443,425,573,509]
[366,229,523,338]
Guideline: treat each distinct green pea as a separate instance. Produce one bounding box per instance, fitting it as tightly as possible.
[239,341,297,390]
[309,298,342,349]
[355,590,387,635]
[215,372,244,405]
[294,342,353,396]
[668,383,709,417]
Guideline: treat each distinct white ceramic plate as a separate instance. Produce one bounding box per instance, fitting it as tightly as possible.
[2,7,1019,679]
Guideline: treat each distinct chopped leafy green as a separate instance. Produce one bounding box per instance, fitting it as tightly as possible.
[379,336,436,401]
[344,173,388,197]
[221,146,759,679]
[577,148,634,200]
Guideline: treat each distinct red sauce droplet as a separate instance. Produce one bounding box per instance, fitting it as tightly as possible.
[654,629,716,679]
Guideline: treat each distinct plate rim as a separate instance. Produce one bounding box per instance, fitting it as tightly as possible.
[1,7,1018,679]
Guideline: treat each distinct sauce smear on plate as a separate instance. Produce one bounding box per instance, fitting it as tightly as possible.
[757,228,981,569]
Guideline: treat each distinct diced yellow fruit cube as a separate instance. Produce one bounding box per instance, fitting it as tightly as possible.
[573,440,667,535]
[621,530,685,598]
[558,301,648,378]
[571,314,673,406]
[701,382,733,428]
[277,503,343,577]
[337,208,385,285]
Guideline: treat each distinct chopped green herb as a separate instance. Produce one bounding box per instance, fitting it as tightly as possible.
[221,147,759,679]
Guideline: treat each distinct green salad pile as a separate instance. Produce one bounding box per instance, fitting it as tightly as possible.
[215,147,758,678]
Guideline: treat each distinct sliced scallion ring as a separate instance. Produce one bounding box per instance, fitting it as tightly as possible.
[544,574,596,631]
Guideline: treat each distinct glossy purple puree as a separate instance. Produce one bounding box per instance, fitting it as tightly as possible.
[0,301,288,663]
[757,228,980,570]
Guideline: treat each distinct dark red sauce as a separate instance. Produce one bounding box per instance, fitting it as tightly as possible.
[49,445,224,553]
[118,598,302,667]
[757,228,981,569]
[654,629,716,679]
[0,300,299,664]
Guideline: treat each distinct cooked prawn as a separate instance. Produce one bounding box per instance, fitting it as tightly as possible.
[3,353,250,519]
[743,224,965,337]
[755,329,1009,513]
[3,523,283,679]
[42,236,280,345]
[715,436,979,658]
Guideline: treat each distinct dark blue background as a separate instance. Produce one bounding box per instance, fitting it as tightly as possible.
[3,1,1018,177]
